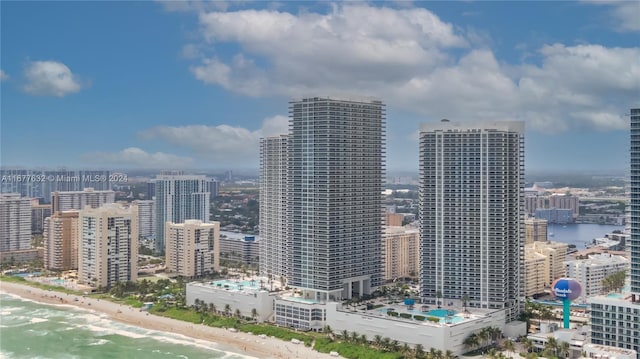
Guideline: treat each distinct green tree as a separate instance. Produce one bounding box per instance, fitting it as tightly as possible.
[224,304,231,317]
[251,308,258,321]
[503,339,515,356]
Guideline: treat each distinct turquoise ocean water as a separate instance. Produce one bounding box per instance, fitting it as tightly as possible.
[0,293,251,359]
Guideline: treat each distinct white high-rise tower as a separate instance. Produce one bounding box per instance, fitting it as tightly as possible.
[419,120,525,322]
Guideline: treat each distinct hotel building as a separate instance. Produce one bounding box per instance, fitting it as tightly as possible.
[418,120,524,321]
[78,203,138,288]
[43,211,79,271]
[165,220,220,278]
[565,253,629,303]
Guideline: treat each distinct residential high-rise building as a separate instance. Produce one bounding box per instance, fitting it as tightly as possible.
[549,194,580,218]
[78,203,138,288]
[383,227,420,281]
[146,180,156,200]
[43,211,79,270]
[632,108,640,295]
[0,193,32,252]
[288,96,385,301]
[0,169,111,201]
[30,198,52,234]
[259,135,289,280]
[52,188,115,213]
[589,108,640,358]
[525,218,548,244]
[134,200,155,239]
[154,174,210,254]
[522,240,568,297]
[419,120,524,321]
[165,220,219,278]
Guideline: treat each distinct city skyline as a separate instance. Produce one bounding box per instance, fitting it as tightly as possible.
[2,1,639,172]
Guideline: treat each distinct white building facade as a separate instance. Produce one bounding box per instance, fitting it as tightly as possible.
[52,188,115,213]
[288,96,385,301]
[259,135,289,280]
[0,193,32,252]
[419,120,525,321]
[565,253,629,303]
[154,174,210,254]
[134,200,155,239]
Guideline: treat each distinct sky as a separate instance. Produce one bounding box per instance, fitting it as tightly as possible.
[1,0,639,172]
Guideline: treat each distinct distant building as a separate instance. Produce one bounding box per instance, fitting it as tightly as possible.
[207,179,219,199]
[219,232,260,267]
[525,218,548,244]
[154,174,210,255]
[78,204,138,288]
[532,241,568,285]
[385,213,404,226]
[549,194,580,218]
[134,200,155,239]
[525,195,548,217]
[565,253,629,303]
[0,193,32,252]
[259,135,289,280]
[146,180,155,200]
[535,208,573,224]
[43,211,79,271]
[524,250,548,297]
[0,169,111,201]
[30,198,51,235]
[165,220,220,278]
[383,227,419,281]
[419,120,524,320]
[52,188,115,213]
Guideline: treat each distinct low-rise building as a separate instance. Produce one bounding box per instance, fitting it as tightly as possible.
[219,231,260,267]
[186,280,277,323]
[565,253,629,303]
[583,343,638,359]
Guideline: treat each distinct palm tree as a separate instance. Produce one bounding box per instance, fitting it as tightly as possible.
[559,341,571,359]
[545,337,559,357]
[390,340,400,353]
[401,343,411,354]
[503,339,515,356]
[522,338,534,353]
[382,337,392,351]
[341,329,349,342]
[359,334,367,345]
[415,344,425,359]
[209,303,216,314]
[435,349,443,359]
[224,304,231,317]
[444,350,455,359]
[463,333,479,352]
[251,308,258,321]
[373,335,383,348]
[234,308,241,318]
[350,331,359,343]
[436,291,443,308]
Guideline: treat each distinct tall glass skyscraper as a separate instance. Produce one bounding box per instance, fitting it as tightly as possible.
[419,120,525,322]
[287,96,385,301]
[631,107,640,295]
[154,174,210,254]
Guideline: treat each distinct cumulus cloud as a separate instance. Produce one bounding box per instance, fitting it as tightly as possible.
[138,115,289,164]
[182,3,638,133]
[23,60,83,97]
[0,70,8,81]
[83,147,194,169]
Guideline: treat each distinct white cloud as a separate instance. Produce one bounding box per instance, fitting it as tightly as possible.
[0,70,8,81]
[583,0,640,32]
[23,60,83,97]
[138,115,289,164]
[184,3,638,133]
[83,147,194,169]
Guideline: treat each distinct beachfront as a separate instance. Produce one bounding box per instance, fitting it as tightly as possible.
[0,281,340,359]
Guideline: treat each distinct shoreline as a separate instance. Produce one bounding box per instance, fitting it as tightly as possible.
[0,281,337,359]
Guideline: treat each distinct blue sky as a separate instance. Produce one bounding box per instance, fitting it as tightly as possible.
[1,1,638,172]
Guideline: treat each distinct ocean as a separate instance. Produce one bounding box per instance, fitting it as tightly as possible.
[0,293,251,359]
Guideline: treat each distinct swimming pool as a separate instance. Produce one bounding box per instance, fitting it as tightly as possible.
[209,279,262,291]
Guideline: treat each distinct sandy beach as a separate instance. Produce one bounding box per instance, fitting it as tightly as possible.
[0,281,339,359]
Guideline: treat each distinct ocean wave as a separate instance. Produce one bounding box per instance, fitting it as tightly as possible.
[87,338,111,346]
[30,317,48,324]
